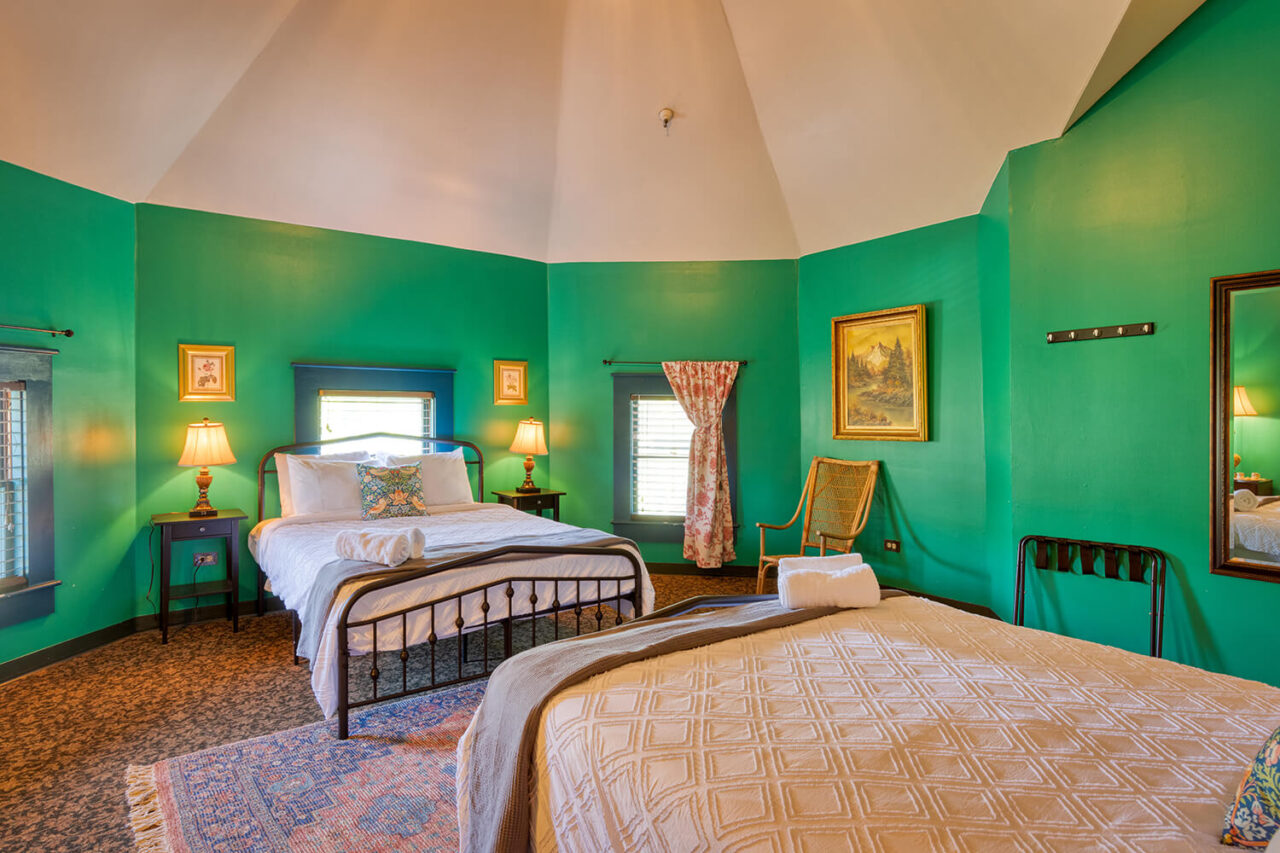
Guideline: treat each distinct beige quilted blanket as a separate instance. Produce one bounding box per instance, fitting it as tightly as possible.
[526,596,1280,852]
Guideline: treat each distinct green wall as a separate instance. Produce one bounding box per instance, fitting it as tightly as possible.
[1231,286,1280,482]
[547,261,802,565]
[0,162,137,661]
[133,205,549,612]
[798,218,992,605]
[1004,0,1280,679]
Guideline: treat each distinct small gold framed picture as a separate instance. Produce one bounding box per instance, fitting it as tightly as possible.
[493,359,528,405]
[179,344,235,402]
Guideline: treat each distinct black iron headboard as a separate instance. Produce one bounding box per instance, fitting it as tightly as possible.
[256,432,484,521]
[1014,534,1167,658]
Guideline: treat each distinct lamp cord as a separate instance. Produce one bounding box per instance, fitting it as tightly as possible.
[145,523,158,618]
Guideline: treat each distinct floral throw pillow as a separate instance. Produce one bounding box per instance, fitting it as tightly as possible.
[1223,725,1280,847]
[358,463,427,520]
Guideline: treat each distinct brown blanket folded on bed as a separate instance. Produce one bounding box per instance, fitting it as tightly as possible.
[458,598,846,853]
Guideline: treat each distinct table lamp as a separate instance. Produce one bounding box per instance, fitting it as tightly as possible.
[1233,386,1258,479]
[510,418,547,493]
[178,417,236,517]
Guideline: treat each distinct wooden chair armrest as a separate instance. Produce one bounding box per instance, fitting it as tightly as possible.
[756,521,793,530]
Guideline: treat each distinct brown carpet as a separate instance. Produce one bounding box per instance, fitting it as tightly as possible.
[0,573,757,853]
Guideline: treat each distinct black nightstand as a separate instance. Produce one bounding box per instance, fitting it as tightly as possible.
[150,508,246,644]
[492,489,565,521]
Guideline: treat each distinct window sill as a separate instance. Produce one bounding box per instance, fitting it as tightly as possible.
[611,519,685,543]
[0,579,59,627]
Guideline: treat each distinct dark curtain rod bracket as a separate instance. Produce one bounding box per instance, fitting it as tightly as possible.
[0,323,73,338]
[602,359,748,366]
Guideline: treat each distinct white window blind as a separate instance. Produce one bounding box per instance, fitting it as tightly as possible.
[319,390,434,456]
[1,381,28,585]
[630,394,694,517]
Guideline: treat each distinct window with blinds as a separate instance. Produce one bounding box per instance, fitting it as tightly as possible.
[0,381,27,590]
[318,390,434,456]
[630,395,694,517]
[611,372,737,543]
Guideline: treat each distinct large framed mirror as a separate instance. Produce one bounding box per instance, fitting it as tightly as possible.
[1212,268,1280,582]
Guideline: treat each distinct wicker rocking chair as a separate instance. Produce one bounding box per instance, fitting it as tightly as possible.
[756,457,879,594]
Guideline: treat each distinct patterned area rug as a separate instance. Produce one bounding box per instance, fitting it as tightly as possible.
[126,682,485,853]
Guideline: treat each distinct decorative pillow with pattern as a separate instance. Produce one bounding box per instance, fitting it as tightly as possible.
[1223,725,1280,847]
[358,463,427,519]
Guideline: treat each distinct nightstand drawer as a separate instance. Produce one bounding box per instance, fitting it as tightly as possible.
[523,493,558,511]
[169,518,236,541]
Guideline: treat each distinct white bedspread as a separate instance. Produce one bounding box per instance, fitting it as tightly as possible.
[1232,501,1280,558]
[521,596,1279,852]
[250,504,654,718]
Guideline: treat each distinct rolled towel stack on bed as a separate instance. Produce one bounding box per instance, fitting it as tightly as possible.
[1235,488,1260,511]
[777,552,880,609]
[408,527,426,559]
[334,529,413,567]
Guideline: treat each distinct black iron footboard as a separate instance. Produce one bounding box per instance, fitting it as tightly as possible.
[334,544,645,739]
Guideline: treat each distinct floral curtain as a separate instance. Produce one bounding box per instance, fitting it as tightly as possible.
[662,361,739,568]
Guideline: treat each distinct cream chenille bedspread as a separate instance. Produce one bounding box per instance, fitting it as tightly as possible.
[525,596,1280,852]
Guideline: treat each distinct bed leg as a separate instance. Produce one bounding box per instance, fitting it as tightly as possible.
[256,568,265,618]
[291,611,299,666]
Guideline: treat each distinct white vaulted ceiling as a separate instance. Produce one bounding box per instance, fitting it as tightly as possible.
[0,0,1205,261]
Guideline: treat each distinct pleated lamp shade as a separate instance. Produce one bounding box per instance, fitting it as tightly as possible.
[509,418,548,455]
[178,418,237,467]
[1233,386,1258,417]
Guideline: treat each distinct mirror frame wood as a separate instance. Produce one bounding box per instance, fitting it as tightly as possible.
[1211,268,1280,583]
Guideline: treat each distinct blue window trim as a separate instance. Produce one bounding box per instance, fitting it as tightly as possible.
[610,372,738,543]
[0,344,58,628]
[292,362,455,445]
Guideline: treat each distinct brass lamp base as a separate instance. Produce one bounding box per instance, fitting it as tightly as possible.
[189,466,219,517]
[516,454,540,493]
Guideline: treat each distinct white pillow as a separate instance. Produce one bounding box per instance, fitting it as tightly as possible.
[275,451,371,517]
[383,447,474,507]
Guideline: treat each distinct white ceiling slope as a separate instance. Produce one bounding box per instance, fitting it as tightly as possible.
[0,0,1205,262]
[546,0,798,263]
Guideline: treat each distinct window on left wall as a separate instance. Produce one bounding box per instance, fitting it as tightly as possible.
[0,345,57,627]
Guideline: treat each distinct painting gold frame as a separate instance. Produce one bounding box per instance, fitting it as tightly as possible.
[493,359,528,405]
[832,304,927,441]
[178,344,235,402]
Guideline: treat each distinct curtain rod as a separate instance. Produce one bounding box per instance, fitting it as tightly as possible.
[602,359,748,366]
[0,322,73,338]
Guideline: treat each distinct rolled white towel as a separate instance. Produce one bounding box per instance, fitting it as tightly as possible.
[779,552,864,576]
[334,529,411,567]
[407,527,426,559]
[777,554,880,610]
[1234,488,1260,512]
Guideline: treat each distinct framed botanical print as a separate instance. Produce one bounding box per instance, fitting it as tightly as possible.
[832,304,927,441]
[178,344,235,402]
[493,359,528,405]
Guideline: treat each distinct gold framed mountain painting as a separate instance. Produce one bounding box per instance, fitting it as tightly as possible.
[832,304,927,441]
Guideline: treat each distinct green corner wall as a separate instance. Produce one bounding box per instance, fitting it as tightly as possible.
[132,205,550,610]
[798,217,992,606]
[547,260,802,565]
[0,161,137,661]
[1004,0,1280,679]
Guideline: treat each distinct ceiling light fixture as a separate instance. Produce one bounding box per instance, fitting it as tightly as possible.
[659,107,674,134]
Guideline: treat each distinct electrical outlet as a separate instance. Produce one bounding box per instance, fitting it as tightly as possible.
[193,552,218,568]
[883,539,901,553]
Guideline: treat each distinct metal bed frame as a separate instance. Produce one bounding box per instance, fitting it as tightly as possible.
[1014,534,1167,658]
[255,432,646,739]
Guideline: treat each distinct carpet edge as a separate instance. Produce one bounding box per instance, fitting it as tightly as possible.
[125,762,173,853]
